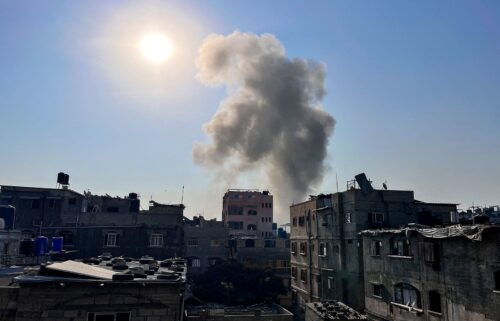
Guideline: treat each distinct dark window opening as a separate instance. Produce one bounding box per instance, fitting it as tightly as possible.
[394,283,421,308]
[247,224,257,231]
[372,284,382,297]
[31,199,40,209]
[106,207,119,213]
[391,238,411,256]
[68,198,77,205]
[495,271,500,291]
[429,291,441,313]
[245,239,255,248]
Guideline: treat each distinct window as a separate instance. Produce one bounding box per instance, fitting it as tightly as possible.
[292,217,297,227]
[245,239,255,248]
[423,242,438,263]
[391,238,411,256]
[370,213,384,223]
[495,271,500,291]
[429,291,441,313]
[248,210,257,215]
[328,277,334,290]
[187,257,201,267]
[31,199,41,209]
[299,242,307,256]
[346,212,352,223]
[319,243,328,256]
[291,242,297,254]
[68,198,77,205]
[228,207,243,215]
[370,240,381,256]
[264,240,275,248]
[394,283,421,308]
[0,197,12,206]
[247,224,257,231]
[291,267,297,279]
[299,216,305,226]
[48,199,61,209]
[88,312,130,321]
[149,233,163,247]
[104,232,120,247]
[187,238,199,247]
[106,206,119,213]
[300,269,307,283]
[228,221,243,230]
[372,284,382,298]
[279,260,289,268]
[210,239,220,247]
[269,203,272,208]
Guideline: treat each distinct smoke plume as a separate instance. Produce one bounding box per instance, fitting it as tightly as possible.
[193,31,335,220]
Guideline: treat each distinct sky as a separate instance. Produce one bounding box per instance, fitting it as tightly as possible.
[1,1,499,222]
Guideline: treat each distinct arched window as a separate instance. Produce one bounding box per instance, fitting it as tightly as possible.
[247,224,257,231]
[428,291,441,313]
[394,283,421,308]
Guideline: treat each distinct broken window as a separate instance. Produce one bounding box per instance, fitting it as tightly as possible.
[370,240,381,256]
[299,242,307,256]
[394,283,421,308]
[391,238,411,256]
[372,284,382,298]
[300,269,307,283]
[428,291,441,313]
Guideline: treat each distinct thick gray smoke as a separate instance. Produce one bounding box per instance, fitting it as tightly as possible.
[193,31,335,220]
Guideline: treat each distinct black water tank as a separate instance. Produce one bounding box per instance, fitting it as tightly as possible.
[57,172,65,184]
[62,174,70,185]
[128,193,138,199]
[20,239,35,256]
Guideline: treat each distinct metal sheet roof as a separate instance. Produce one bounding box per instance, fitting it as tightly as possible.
[46,260,116,280]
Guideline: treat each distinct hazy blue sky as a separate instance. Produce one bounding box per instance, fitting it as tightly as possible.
[1,1,499,222]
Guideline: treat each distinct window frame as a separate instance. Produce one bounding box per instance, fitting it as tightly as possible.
[104,232,120,248]
[149,233,163,248]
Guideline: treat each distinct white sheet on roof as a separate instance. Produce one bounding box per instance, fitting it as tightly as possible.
[46,260,116,280]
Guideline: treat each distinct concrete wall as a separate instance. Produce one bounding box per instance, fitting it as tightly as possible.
[12,280,184,321]
[362,228,500,321]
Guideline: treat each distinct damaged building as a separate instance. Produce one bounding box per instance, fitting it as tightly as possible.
[360,224,500,321]
[305,301,367,321]
[289,173,458,312]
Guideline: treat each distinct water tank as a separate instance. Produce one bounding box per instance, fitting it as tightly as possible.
[63,174,70,185]
[35,236,48,256]
[20,239,35,256]
[0,205,15,230]
[128,192,138,199]
[52,237,63,252]
[57,172,65,184]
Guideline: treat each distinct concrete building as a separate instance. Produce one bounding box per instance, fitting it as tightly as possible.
[360,225,500,321]
[222,189,274,237]
[0,259,186,321]
[0,185,85,241]
[305,301,367,321]
[185,303,293,321]
[184,216,229,274]
[290,177,419,311]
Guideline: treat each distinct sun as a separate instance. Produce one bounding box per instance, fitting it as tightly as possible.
[138,32,173,63]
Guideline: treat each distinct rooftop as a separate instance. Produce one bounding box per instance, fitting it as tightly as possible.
[0,185,83,197]
[306,301,367,320]
[186,303,293,317]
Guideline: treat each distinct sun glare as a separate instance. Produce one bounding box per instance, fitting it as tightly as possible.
[139,33,173,63]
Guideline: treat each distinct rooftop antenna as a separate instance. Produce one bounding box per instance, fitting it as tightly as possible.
[181,185,184,205]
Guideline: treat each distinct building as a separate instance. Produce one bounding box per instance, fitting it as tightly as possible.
[222,189,274,237]
[290,173,421,311]
[305,301,367,321]
[0,183,186,260]
[185,303,293,321]
[184,216,229,274]
[360,225,500,321]
[77,199,185,259]
[0,185,85,241]
[0,259,186,321]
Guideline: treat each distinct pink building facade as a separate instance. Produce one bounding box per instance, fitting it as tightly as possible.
[222,189,274,237]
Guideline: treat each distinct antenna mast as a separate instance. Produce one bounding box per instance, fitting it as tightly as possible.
[181,186,185,205]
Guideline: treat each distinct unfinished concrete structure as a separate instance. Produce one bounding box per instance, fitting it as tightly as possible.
[222,189,274,237]
[183,216,229,274]
[360,225,500,321]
